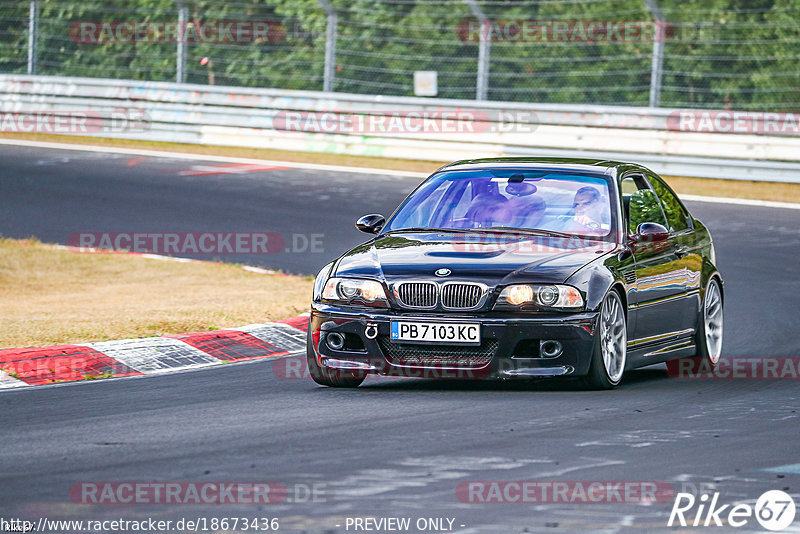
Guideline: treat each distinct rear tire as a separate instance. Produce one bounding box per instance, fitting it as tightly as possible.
[675,277,723,372]
[582,290,627,390]
[306,327,366,388]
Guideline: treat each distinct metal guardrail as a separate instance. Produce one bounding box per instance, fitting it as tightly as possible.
[1,74,799,183]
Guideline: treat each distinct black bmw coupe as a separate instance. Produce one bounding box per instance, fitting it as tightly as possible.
[307,158,723,389]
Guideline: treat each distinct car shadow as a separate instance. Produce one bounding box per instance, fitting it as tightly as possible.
[350,366,670,392]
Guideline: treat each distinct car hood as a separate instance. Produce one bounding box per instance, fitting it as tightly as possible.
[333,231,617,285]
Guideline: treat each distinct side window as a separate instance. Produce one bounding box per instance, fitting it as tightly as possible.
[621,175,668,234]
[647,175,691,232]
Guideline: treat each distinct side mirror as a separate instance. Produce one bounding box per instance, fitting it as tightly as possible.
[636,222,669,241]
[356,214,385,234]
[629,222,669,253]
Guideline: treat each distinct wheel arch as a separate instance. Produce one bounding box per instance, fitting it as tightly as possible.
[706,271,724,305]
[609,281,628,317]
[566,255,621,312]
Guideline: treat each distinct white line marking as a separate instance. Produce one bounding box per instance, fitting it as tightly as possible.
[237,323,307,353]
[0,369,26,388]
[82,337,221,373]
[241,265,278,274]
[140,253,195,262]
[681,194,800,210]
[2,137,798,209]
[762,463,800,474]
[530,457,626,478]
[332,456,550,498]
[0,138,429,178]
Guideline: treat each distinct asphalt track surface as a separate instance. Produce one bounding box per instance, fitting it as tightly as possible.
[2,144,800,533]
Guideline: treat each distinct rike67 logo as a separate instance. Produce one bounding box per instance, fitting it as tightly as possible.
[668,490,796,531]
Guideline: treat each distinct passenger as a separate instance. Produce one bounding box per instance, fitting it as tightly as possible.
[463,180,509,227]
[465,193,509,227]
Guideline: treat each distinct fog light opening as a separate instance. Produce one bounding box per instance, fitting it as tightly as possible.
[326,332,345,351]
[540,340,563,358]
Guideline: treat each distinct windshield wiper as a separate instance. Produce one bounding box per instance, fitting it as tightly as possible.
[472,227,578,239]
[383,227,475,234]
[384,226,582,239]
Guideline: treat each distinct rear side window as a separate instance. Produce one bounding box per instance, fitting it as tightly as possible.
[647,175,691,232]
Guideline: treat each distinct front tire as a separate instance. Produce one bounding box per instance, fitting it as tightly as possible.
[583,290,627,390]
[306,327,366,388]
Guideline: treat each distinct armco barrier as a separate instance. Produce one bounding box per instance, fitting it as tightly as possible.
[1,74,800,182]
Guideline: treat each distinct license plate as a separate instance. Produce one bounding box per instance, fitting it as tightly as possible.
[390,321,480,345]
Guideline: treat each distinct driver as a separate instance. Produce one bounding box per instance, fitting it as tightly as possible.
[567,187,605,232]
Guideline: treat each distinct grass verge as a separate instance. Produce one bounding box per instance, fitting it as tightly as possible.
[0,238,312,349]
[2,132,799,203]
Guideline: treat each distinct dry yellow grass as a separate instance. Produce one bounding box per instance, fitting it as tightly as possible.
[4,132,800,203]
[662,175,800,204]
[0,238,312,349]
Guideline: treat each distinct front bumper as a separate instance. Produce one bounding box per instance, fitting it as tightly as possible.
[309,303,599,379]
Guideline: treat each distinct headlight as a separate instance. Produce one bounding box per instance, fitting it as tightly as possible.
[322,277,388,306]
[495,284,584,310]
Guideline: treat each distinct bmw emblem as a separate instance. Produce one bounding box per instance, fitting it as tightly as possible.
[435,268,451,277]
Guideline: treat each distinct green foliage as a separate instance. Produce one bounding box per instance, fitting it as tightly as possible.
[1,0,798,109]
[0,2,30,73]
[629,189,667,232]
[648,176,689,231]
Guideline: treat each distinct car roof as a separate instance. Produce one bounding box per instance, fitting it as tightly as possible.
[434,157,644,177]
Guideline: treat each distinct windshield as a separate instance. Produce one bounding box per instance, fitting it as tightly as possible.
[383,169,616,238]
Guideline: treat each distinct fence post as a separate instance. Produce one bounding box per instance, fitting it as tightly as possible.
[317,0,337,92]
[27,0,39,75]
[643,0,664,107]
[176,0,188,83]
[464,0,490,101]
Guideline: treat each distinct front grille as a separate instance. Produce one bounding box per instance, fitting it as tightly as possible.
[377,336,498,368]
[441,283,483,309]
[396,282,437,308]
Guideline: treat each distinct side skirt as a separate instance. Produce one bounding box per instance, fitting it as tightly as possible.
[626,337,696,369]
